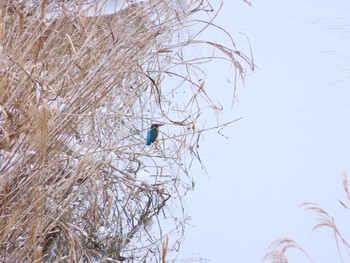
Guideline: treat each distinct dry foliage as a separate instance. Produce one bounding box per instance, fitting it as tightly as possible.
[264,173,350,263]
[0,0,253,261]
[264,238,312,263]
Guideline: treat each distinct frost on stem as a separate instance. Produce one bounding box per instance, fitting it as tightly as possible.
[0,0,253,261]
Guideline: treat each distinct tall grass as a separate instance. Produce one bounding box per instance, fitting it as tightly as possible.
[0,0,253,261]
[264,173,350,263]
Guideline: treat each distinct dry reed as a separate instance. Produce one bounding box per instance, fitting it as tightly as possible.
[264,173,350,263]
[0,0,253,261]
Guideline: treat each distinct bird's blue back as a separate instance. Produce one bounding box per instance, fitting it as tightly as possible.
[146,127,159,145]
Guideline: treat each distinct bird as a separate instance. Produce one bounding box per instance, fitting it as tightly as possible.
[146,124,164,145]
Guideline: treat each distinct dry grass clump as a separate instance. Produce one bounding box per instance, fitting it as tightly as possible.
[264,173,350,263]
[0,0,253,261]
[264,238,312,263]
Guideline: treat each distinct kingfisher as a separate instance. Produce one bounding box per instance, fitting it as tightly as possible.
[146,124,164,145]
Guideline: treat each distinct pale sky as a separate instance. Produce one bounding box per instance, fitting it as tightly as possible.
[178,0,350,262]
